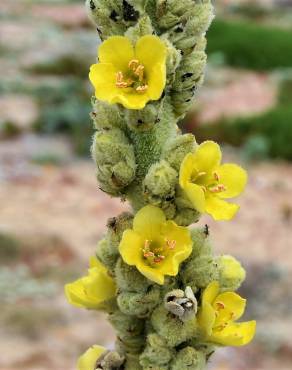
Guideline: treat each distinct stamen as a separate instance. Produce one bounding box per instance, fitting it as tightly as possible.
[134,65,145,82]
[213,172,220,181]
[209,184,226,193]
[197,171,207,178]
[128,59,139,71]
[116,72,129,88]
[216,301,225,310]
[166,239,176,250]
[154,255,165,263]
[136,85,148,93]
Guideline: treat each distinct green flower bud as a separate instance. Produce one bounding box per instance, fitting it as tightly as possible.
[171,347,206,370]
[140,333,174,368]
[92,128,136,195]
[96,213,133,271]
[86,0,141,40]
[125,15,154,43]
[117,287,161,318]
[163,134,196,171]
[115,258,152,293]
[151,305,198,347]
[91,99,124,130]
[110,310,145,354]
[181,227,218,292]
[96,350,125,370]
[125,102,162,132]
[144,160,178,199]
[124,354,143,370]
[217,255,246,292]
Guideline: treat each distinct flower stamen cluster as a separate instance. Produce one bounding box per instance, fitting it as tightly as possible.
[116,59,148,93]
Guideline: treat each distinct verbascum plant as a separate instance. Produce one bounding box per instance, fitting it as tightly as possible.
[66,1,256,369]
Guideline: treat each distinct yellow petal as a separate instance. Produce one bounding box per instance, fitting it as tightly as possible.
[205,196,239,221]
[111,91,150,110]
[184,183,206,213]
[77,345,106,370]
[216,164,248,199]
[65,261,116,309]
[136,262,165,285]
[89,63,118,102]
[98,36,134,71]
[135,35,167,76]
[198,301,216,336]
[194,141,222,173]
[179,153,196,188]
[202,281,220,305]
[146,63,166,101]
[160,220,192,276]
[210,321,256,347]
[85,267,116,302]
[133,205,166,240]
[119,229,143,266]
[214,292,246,322]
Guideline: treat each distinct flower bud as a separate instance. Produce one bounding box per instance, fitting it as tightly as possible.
[151,305,198,347]
[217,255,246,292]
[96,350,125,370]
[125,102,162,131]
[171,347,206,370]
[163,134,196,171]
[140,334,174,368]
[91,99,124,130]
[91,128,136,195]
[117,287,161,317]
[144,160,178,199]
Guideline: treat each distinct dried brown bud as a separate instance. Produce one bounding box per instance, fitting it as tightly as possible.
[164,286,197,322]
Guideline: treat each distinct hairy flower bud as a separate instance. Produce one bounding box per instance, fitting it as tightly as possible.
[91,128,136,195]
[140,334,174,368]
[171,347,206,370]
[96,350,125,370]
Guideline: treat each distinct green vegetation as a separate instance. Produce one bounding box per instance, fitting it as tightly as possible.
[194,105,292,161]
[34,79,93,156]
[207,19,292,71]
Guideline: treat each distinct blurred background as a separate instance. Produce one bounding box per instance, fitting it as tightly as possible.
[0,0,292,369]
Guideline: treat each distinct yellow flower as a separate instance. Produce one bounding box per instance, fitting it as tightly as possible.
[179,141,247,221]
[119,205,192,285]
[65,257,116,309]
[89,35,166,110]
[198,281,256,346]
[78,345,106,370]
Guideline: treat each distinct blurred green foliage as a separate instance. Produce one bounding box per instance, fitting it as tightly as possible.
[207,19,292,71]
[34,78,93,156]
[194,104,292,161]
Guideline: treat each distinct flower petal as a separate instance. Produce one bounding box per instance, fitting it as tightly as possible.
[111,91,150,110]
[205,196,239,221]
[135,35,167,75]
[216,164,247,199]
[133,205,166,240]
[77,345,106,370]
[184,183,206,213]
[179,153,196,188]
[210,321,256,347]
[136,262,165,285]
[198,302,216,337]
[194,141,222,173]
[214,292,246,323]
[146,63,166,101]
[98,36,134,71]
[89,63,118,102]
[202,281,220,305]
[119,229,143,266]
